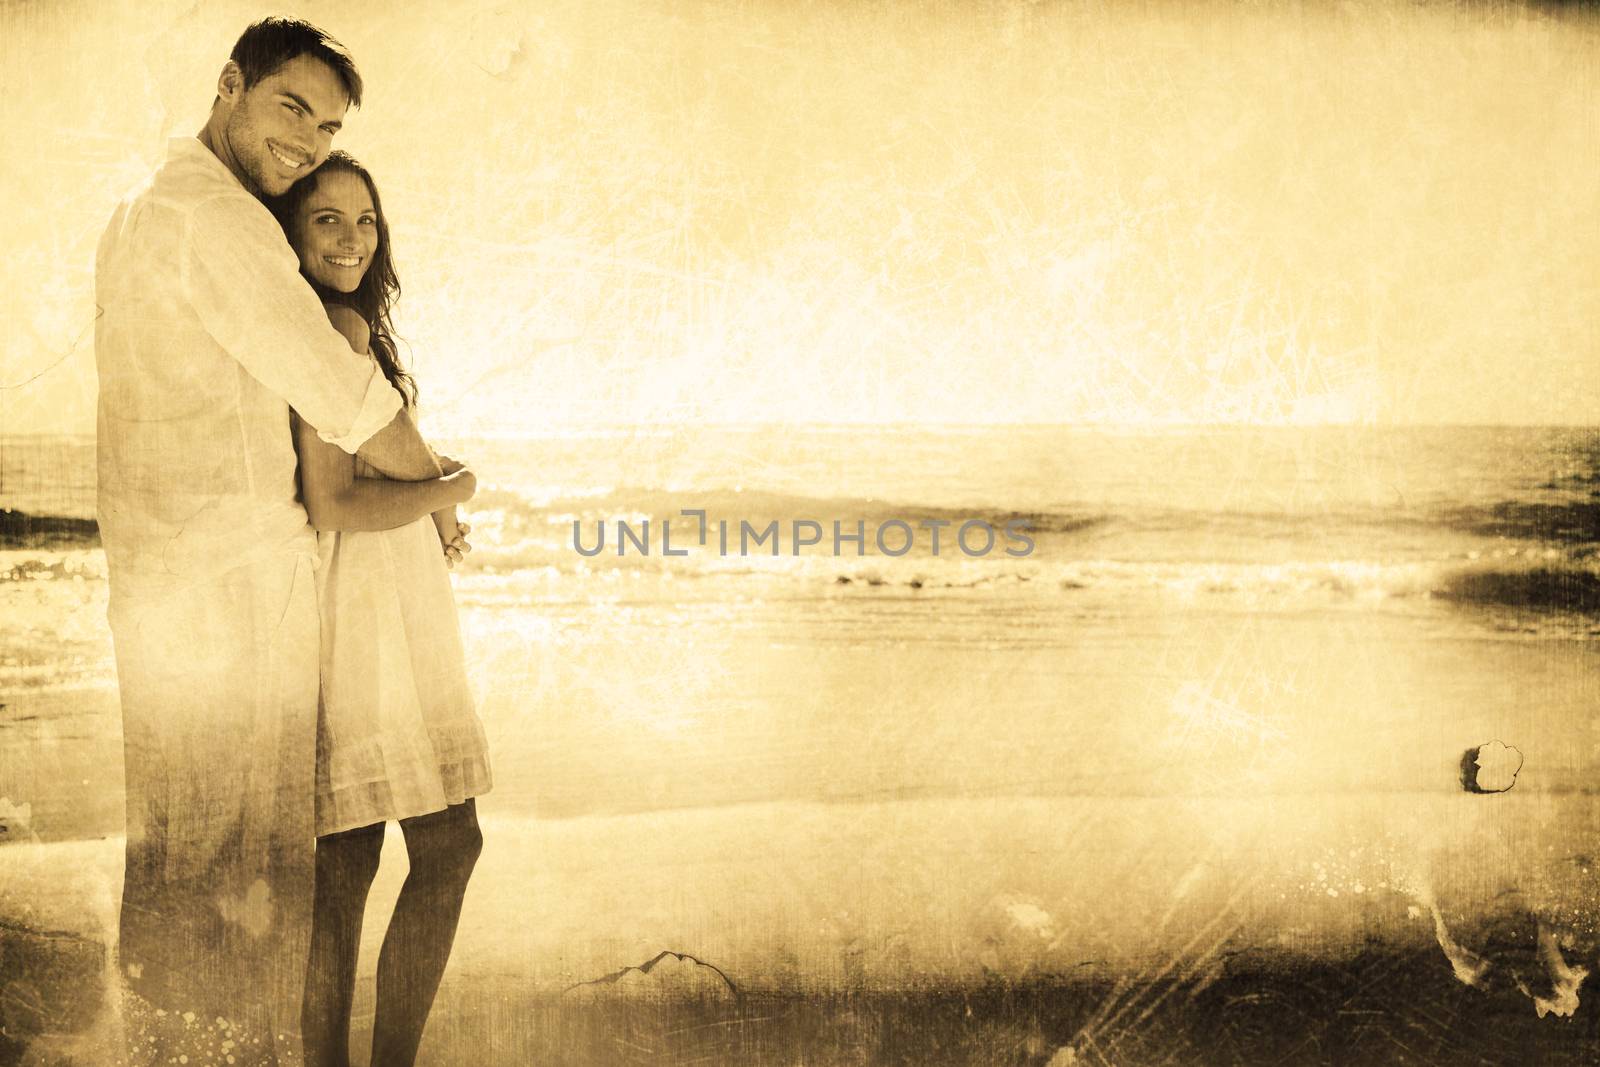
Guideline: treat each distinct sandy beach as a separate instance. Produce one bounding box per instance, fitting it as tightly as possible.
[5,792,1600,1063]
[6,568,1600,1064]
[6,425,1600,1064]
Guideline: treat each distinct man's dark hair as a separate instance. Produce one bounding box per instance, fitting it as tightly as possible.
[229,16,362,108]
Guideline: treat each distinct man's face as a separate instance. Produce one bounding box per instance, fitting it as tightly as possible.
[219,54,349,198]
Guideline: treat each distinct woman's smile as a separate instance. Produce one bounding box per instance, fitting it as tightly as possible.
[290,169,379,292]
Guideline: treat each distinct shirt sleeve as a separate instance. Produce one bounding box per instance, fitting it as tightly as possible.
[181,192,403,453]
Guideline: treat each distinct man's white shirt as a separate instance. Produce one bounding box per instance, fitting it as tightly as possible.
[94,136,401,598]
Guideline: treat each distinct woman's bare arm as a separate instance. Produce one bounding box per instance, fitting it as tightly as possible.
[293,305,475,532]
[429,448,469,562]
[293,412,474,532]
[429,449,471,562]
[319,305,441,483]
[431,505,471,567]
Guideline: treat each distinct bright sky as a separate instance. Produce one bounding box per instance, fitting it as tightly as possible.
[2,0,1596,435]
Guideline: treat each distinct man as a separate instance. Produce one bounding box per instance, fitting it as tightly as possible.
[94,17,472,1064]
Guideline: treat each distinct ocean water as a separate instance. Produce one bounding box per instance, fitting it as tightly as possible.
[373,425,1600,823]
[4,424,1600,825]
[444,423,1600,619]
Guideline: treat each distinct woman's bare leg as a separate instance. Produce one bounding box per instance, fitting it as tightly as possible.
[302,821,385,1067]
[369,800,482,1067]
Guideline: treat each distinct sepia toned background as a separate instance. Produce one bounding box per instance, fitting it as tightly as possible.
[4,0,1597,434]
[3,1,1600,1064]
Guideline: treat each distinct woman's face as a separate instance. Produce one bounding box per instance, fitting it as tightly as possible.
[291,169,379,293]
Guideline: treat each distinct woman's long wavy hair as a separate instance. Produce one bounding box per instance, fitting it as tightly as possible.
[269,150,416,407]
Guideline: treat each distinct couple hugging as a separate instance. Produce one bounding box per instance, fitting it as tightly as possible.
[96,16,492,1066]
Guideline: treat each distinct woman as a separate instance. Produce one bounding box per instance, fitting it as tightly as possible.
[270,151,493,1067]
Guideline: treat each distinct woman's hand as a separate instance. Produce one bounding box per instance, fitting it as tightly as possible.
[432,505,472,568]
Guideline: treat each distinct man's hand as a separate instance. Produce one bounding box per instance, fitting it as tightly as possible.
[432,506,472,568]
[435,452,467,477]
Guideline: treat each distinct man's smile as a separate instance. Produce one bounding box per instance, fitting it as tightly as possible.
[267,139,308,170]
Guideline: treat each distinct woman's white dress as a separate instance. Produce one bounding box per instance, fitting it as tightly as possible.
[312,449,492,837]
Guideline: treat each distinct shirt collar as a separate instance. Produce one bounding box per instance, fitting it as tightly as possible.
[167,136,247,191]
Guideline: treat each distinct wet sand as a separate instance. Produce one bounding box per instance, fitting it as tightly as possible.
[5,550,1600,1061]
